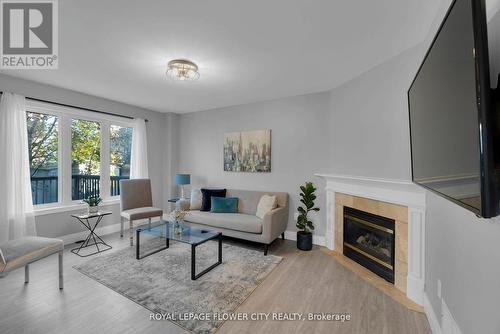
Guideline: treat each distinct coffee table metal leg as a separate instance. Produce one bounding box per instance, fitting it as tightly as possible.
[191,233,223,280]
[191,244,196,280]
[136,229,140,260]
[136,228,170,260]
[218,233,222,263]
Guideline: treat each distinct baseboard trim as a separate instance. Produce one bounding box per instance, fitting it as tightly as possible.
[423,293,441,334]
[284,230,325,246]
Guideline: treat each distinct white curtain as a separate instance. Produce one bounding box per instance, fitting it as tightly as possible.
[130,118,149,179]
[0,92,36,242]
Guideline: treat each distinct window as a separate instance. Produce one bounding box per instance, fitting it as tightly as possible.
[27,112,59,205]
[71,119,101,200]
[25,101,134,208]
[110,125,132,196]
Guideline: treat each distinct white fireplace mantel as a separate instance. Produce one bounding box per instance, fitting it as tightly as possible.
[315,173,426,305]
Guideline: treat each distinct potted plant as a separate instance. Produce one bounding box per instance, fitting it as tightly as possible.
[296,182,320,251]
[83,196,102,214]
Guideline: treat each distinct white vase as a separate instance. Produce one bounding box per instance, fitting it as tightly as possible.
[88,205,99,214]
[174,220,182,235]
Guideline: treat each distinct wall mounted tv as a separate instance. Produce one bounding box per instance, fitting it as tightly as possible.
[408,0,500,218]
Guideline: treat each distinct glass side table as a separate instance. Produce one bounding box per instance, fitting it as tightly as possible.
[70,211,113,257]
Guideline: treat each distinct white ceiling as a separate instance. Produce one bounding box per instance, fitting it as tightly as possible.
[1,0,439,113]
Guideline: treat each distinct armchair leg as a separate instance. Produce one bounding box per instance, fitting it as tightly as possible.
[120,217,124,237]
[281,232,285,240]
[129,220,134,246]
[58,251,63,290]
[25,265,29,283]
[148,217,152,230]
[264,244,269,256]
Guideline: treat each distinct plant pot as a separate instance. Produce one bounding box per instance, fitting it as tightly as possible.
[297,231,313,251]
[88,205,99,214]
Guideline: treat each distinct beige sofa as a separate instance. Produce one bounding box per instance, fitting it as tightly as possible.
[182,189,289,255]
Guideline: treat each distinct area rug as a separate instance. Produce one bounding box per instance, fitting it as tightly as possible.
[73,238,282,334]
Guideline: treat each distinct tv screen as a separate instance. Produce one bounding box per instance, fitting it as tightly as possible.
[408,0,497,217]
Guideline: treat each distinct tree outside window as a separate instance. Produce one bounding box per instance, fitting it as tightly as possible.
[27,112,58,205]
[110,125,132,196]
[71,119,101,200]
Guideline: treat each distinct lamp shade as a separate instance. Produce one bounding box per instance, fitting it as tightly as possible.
[175,173,191,185]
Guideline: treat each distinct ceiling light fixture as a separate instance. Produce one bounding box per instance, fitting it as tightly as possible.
[166,59,200,81]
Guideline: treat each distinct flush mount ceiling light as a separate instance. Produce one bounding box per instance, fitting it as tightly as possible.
[166,59,200,81]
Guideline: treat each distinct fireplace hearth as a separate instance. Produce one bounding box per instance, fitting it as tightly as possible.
[343,206,395,283]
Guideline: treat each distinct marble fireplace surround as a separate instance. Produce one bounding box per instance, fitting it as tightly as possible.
[316,174,426,306]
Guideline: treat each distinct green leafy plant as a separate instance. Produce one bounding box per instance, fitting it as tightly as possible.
[296,182,320,234]
[83,196,102,207]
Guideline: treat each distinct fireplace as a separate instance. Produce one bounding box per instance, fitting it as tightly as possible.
[343,206,395,283]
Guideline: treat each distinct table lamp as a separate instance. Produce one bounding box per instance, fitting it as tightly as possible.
[175,173,191,199]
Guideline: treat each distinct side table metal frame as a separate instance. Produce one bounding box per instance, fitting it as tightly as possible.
[70,215,112,257]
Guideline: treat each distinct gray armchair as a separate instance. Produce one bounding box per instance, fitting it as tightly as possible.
[120,179,163,246]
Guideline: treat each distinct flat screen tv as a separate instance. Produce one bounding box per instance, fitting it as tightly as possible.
[408,0,499,217]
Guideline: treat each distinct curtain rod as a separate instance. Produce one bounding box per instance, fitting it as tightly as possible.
[0,91,148,122]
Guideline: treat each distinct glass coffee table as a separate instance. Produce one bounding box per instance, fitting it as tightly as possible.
[135,221,222,280]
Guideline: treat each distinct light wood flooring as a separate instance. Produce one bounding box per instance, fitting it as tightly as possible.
[0,232,431,334]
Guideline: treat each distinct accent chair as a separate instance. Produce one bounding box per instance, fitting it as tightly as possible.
[120,179,163,246]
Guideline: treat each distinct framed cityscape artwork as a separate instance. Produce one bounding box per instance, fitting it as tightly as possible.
[223,129,271,172]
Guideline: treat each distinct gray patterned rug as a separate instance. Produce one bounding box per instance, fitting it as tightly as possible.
[73,237,282,334]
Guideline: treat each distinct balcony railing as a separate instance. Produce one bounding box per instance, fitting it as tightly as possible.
[31,175,129,205]
[31,176,58,205]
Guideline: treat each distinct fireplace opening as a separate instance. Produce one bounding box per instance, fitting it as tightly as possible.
[343,206,395,283]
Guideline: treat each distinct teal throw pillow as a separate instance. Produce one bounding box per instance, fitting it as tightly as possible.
[210,197,238,213]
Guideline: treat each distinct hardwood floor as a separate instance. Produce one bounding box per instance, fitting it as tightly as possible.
[0,232,431,334]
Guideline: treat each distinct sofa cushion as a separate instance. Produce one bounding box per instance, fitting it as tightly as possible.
[200,188,226,211]
[211,197,238,213]
[0,237,64,273]
[190,188,202,210]
[256,195,278,219]
[226,189,287,215]
[121,207,163,220]
[185,210,262,234]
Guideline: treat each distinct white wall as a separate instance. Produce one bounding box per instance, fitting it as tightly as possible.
[0,74,176,238]
[177,92,331,236]
[326,45,424,181]
[426,192,500,334]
